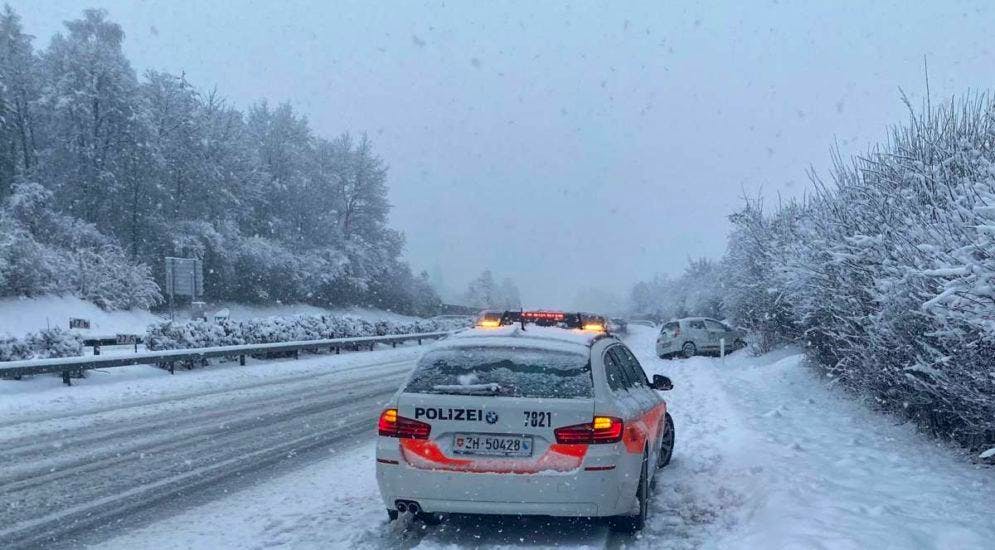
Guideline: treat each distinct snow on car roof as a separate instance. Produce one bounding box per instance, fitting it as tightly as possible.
[439,325,605,354]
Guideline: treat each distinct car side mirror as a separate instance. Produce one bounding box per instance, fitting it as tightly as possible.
[650,374,673,391]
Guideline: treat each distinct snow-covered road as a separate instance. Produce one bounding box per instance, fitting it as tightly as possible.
[4,327,993,549]
[0,348,425,548]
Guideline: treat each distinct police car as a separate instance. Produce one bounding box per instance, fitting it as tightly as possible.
[376,311,676,532]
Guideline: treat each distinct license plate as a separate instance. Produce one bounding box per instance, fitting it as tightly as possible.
[453,433,533,457]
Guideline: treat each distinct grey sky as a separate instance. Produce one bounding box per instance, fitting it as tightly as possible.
[10,0,995,308]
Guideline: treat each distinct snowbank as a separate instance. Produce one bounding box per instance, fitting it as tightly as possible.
[0,295,163,338]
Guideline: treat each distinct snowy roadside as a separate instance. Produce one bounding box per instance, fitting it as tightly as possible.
[91,327,994,549]
[630,328,995,549]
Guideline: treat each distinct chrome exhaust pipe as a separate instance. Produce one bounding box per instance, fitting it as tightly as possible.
[408,502,420,514]
[396,501,408,513]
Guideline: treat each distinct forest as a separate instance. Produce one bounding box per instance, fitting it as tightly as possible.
[0,7,441,315]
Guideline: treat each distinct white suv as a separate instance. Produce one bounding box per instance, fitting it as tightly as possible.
[656,317,746,358]
[375,313,675,533]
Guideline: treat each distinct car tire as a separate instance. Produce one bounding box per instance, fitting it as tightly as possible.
[682,342,697,358]
[657,413,675,469]
[387,509,398,522]
[610,451,648,533]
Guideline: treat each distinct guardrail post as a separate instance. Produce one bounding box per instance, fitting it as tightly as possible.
[418,338,422,345]
[335,346,340,354]
[62,370,71,386]
[239,354,246,366]
[294,350,300,360]
[169,362,175,375]
[392,341,397,348]
[93,344,100,356]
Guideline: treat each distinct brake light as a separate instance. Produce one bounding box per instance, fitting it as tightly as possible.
[378,408,431,439]
[674,324,680,336]
[554,416,624,444]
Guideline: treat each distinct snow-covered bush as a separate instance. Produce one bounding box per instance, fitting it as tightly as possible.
[0,328,83,366]
[145,313,470,351]
[778,96,995,449]
[0,182,162,310]
[0,334,32,362]
[23,327,83,358]
[634,94,995,450]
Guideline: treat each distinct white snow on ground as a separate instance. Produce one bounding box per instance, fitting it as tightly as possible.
[0,295,163,338]
[90,326,995,549]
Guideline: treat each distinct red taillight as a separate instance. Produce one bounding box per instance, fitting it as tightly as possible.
[378,408,431,439]
[554,416,624,444]
[673,325,681,337]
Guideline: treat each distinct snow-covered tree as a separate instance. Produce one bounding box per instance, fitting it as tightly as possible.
[0,6,442,316]
[0,5,39,198]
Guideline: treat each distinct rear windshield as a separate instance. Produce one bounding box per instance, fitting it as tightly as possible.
[405,345,593,399]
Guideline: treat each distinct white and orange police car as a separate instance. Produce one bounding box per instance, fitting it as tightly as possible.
[376,311,676,532]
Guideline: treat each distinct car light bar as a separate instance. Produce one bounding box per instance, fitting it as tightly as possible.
[554,416,624,444]
[478,310,612,332]
[521,311,565,321]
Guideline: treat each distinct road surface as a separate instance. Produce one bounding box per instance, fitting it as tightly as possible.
[2,328,993,549]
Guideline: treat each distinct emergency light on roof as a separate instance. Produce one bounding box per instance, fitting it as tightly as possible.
[582,323,607,332]
[478,310,611,334]
[521,311,565,321]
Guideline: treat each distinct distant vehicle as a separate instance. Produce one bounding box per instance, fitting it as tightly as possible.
[656,317,746,358]
[376,310,676,533]
[628,319,656,329]
[608,317,628,335]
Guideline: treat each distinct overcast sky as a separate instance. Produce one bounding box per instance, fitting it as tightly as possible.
[10,0,995,308]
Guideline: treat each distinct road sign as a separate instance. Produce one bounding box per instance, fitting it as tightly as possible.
[69,318,91,330]
[165,257,203,297]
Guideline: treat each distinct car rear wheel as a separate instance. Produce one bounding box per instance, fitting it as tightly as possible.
[610,452,648,533]
[682,342,697,358]
[657,413,675,469]
[387,509,398,521]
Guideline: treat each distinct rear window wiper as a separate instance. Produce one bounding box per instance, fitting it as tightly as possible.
[431,382,504,395]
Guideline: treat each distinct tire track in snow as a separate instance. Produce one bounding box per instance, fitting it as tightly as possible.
[0,358,417,549]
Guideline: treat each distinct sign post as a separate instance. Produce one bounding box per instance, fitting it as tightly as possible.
[165,257,204,321]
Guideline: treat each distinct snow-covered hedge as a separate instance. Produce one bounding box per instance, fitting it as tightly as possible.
[0,327,83,363]
[633,95,995,451]
[722,96,995,450]
[145,314,469,351]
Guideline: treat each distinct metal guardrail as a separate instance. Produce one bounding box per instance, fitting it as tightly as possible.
[0,331,450,385]
[82,335,144,354]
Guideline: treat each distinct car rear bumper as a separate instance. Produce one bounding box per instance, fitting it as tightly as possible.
[377,463,623,516]
[656,339,678,354]
[376,439,631,516]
